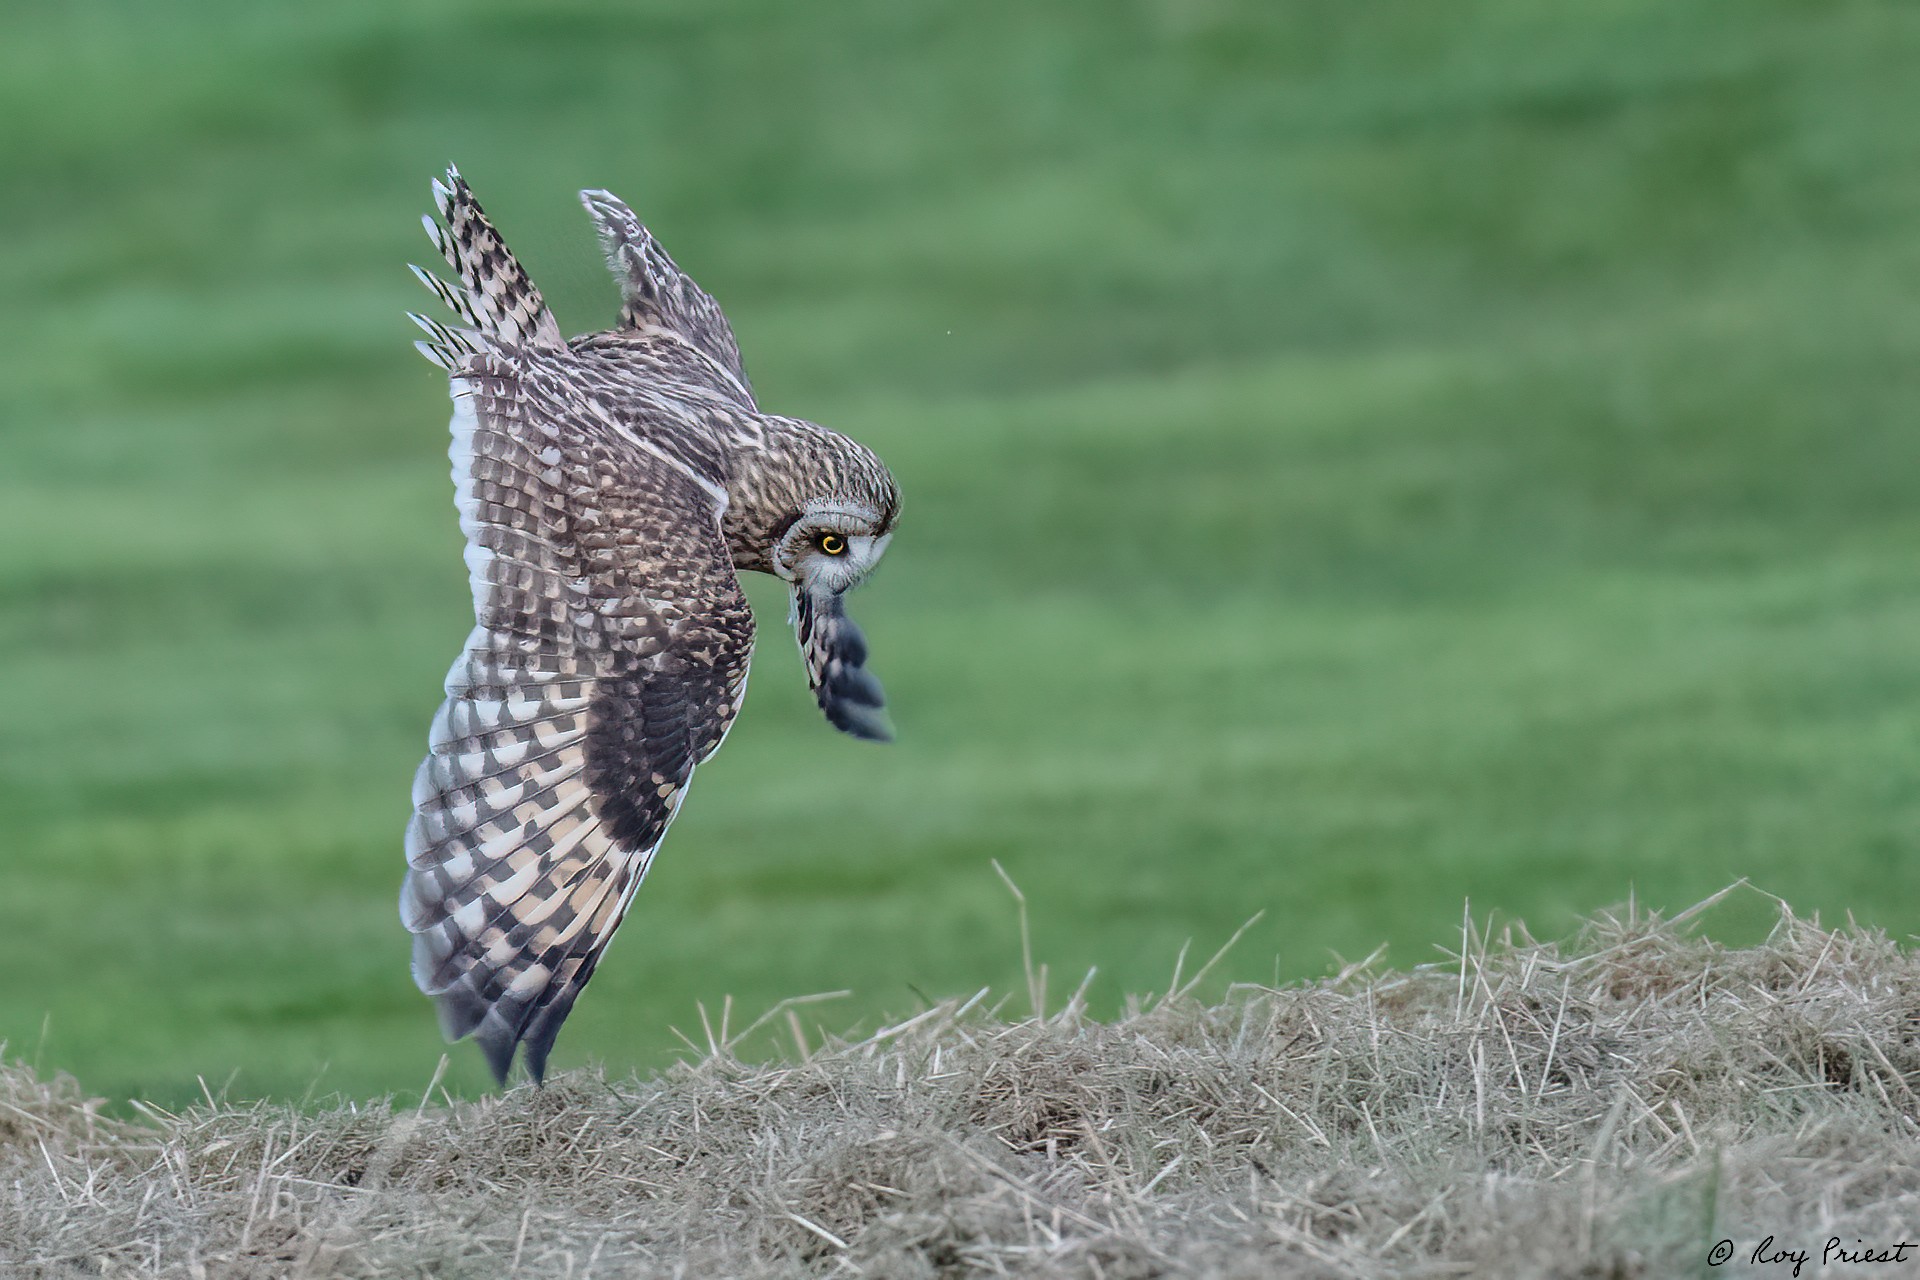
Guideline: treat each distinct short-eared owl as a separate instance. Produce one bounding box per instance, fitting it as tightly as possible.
[400,167,898,1084]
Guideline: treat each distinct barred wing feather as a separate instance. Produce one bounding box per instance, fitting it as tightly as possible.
[401,360,753,1084]
[578,188,753,402]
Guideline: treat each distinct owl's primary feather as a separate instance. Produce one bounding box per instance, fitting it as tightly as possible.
[401,167,898,1084]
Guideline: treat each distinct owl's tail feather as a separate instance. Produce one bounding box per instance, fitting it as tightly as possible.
[409,165,565,368]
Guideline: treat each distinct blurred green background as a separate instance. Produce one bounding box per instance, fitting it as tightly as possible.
[4,0,1918,1107]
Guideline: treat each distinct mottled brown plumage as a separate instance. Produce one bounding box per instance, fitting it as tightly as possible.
[401,167,898,1084]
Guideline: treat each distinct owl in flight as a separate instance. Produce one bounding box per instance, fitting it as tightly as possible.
[399,166,898,1085]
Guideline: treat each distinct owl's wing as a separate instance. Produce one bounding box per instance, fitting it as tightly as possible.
[792,587,892,742]
[410,166,566,355]
[578,188,754,404]
[400,356,754,1086]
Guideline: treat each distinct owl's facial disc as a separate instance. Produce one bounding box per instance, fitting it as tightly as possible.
[804,529,891,594]
[775,503,891,593]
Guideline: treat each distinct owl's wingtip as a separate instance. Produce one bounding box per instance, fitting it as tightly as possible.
[827,700,894,743]
[474,1022,520,1087]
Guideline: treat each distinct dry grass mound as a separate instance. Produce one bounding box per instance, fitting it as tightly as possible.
[7,887,1920,1278]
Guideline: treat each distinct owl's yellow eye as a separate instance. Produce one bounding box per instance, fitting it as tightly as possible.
[819,533,847,556]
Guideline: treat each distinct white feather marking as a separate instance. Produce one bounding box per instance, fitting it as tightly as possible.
[427,716,583,766]
[471,790,599,865]
[481,734,530,770]
[450,897,488,937]
[482,857,547,912]
[428,793,479,835]
[439,850,476,885]
[473,777,526,812]
[462,541,497,612]
[453,697,505,734]
[447,389,483,545]
[518,688,591,719]
[414,741,585,817]
[508,963,553,997]
[515,751,582,792]
[531,719,585,752]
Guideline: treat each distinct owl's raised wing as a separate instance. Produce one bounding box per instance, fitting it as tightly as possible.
[399,354,754,1085]
[578,188,755,405]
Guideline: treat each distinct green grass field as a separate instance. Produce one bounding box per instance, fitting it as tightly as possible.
[5,0,1919,1107]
